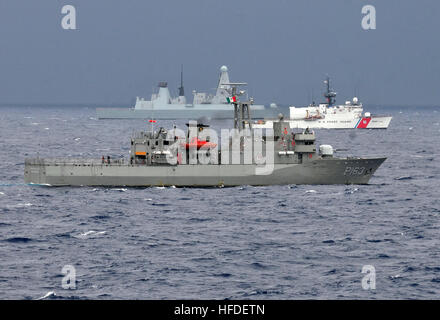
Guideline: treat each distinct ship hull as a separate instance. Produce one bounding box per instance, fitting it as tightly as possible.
[96,107,278,120]
[255,115,392,129]
[24,157,386,187]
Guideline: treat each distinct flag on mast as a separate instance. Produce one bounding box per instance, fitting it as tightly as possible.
[226,96,237,104]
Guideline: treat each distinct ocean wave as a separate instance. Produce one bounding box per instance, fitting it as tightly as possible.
[5,237,34,243]
[344,187,359,194]
[36,291,56,300]
[1,106,440,299]
[36,291,86,300]
[395,176,413,181]
[6,202,33,208]
[75,230,107,239]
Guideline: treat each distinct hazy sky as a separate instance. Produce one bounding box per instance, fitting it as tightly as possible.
[0,0,439,106]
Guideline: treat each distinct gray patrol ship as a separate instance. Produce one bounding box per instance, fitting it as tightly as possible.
[25,85,386,187]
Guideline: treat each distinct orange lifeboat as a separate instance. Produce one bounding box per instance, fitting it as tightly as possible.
[184,137,217,150]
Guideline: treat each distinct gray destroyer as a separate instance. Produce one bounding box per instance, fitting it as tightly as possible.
[96,66,278,120]
[25,86,386,187]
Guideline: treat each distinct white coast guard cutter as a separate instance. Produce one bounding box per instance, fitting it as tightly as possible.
[254,76,392,129]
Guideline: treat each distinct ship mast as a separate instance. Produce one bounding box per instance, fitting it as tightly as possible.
[178,64,184,97]
[223,83,253,131]
[323,76,337,106]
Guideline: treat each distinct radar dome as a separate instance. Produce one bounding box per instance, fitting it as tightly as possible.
[270,103,277,109]
[319,145,334,157]
[353,97,359,104]
[220,65,228,72]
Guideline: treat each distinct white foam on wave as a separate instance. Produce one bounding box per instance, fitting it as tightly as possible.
[36,291,56,300]
[0,192,4,195]
[111,188,127,192]
[305,190,317,194]
[395,175,412,181]
[76,230,107,239]
[346,188,359,194]
[7,202,33,208]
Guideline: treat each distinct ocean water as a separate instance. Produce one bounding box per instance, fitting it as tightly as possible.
[0,105,439,299]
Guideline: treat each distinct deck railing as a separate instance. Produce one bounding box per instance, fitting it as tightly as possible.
[25,158,126,166]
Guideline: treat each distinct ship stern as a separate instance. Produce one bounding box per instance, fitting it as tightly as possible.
[24,158,49,185]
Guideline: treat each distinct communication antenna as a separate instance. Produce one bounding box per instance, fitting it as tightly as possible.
[178,64,184,97]
[354,82,360,100]
[308,88,315,106]
[149,119,157,134]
